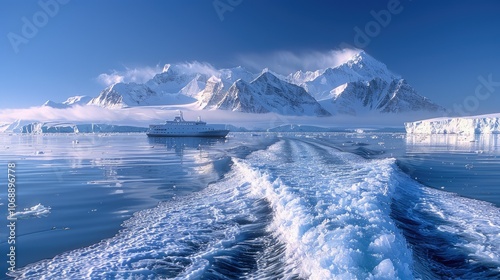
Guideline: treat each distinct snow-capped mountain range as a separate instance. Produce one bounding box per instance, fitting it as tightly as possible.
[43,51,445,116]
[199,70,331,116]
[287,51,396,100]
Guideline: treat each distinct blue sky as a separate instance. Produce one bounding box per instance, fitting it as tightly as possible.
[2,0,500,115]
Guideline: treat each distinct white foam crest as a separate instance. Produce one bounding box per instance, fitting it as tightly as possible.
[237,139,414,279]
[10,203,51,219]
[416,187,500,266]
[11,168,268,279]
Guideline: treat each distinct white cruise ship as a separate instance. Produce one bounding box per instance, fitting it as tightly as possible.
[146,111,229,137]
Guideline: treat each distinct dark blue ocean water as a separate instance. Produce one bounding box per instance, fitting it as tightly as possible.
[0,132,499,279]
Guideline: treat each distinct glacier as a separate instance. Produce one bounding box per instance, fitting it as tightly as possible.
[5,121,147,134]
[405,114,500,134]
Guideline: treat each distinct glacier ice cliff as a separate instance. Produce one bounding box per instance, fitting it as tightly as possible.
[405,114,500,134]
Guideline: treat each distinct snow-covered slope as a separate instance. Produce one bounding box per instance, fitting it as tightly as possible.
[197,76,227,109]
[288,51,444,115]
[202,71,331,116]
[145,64,210,97]
[89,64,255,109]
[288,51,397,100]
[43,95,92,108]
[63,95,92,106]
[219,66,256,84]
[195,67,256,108]
[87,64,209,108]
[88,82,195,108]
[405,114,500,134]
[43,100,70,109]
[319,78,444,115]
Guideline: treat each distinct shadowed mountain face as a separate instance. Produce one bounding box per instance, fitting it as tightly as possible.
[203,71,331,116]
[319,78,444,116]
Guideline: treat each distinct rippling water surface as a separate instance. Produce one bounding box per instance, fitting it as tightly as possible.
[0,132,499,279]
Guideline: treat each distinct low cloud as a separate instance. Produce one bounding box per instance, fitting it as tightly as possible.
[97,62,220,87]
[0,103,409,131]
[166,61,219,77]
[97,72,124,86]
[97,65,163,87]
[0,106,162,128]
[237,49,361,75]
[94,51,362,88]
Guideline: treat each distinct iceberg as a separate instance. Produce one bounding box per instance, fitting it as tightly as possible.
[405,114,500,134]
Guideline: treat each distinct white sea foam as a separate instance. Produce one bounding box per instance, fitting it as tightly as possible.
[12,138,500,279]
[417,187,500,266]
[11,165,270,279]
[12,139,416,279]
[390,154,500,278]
[239,139,414,279]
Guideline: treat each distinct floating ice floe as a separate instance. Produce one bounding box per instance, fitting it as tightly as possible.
[10,204,51,219]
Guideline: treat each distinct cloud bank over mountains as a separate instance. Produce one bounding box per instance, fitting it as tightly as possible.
[236,49,362,75]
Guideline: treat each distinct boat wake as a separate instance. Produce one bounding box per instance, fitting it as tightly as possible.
[11,138,500,279]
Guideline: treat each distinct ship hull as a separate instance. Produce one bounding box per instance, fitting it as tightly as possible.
[146,130,230,138]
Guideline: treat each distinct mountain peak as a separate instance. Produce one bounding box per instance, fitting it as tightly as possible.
[343,51,394,78]
[62,95,91,105]
[42,95,92,108]
[158,64,184,77]
[254,69,288,84]
[257,68,279,79]
[43,100,69,109]
[348,50,370,63]
[209,72,331,116]
[257,69,277,79]
[162,64,171,73]
[219,66,255,83]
